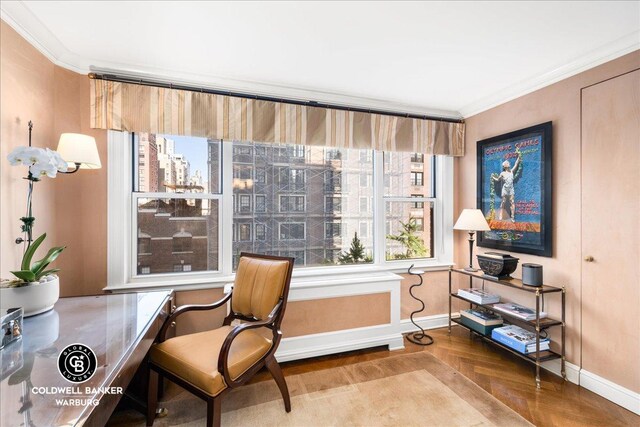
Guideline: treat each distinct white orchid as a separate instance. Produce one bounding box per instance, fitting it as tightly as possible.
[8,146,42,166]
[46,148,68,172]
[30,161,58,178]
[7,146,68,178]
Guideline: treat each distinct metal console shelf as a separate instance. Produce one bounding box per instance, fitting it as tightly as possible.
[448,267,566,388]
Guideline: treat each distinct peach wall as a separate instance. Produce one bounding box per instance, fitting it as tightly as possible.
[454,51,640,375]
[1,21,58,279]
[0,21,107,296]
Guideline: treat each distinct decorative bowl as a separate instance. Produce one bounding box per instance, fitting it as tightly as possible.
[477,252,519,280]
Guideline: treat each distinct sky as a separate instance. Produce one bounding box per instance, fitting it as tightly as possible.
[162,134,209,178]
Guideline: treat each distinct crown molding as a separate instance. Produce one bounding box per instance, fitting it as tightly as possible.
[0,1,460,120]
[2,0,638,121]
[0,0,89,73]
[459,31,640,118]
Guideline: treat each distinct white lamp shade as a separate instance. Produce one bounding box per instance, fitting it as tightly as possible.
[453,209,491,231]
[56,133,101,169]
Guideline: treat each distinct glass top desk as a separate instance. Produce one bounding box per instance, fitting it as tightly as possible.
[1,291,172,427]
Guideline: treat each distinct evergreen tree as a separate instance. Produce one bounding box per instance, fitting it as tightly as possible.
[338,232,367,264]
[386,217,427,259]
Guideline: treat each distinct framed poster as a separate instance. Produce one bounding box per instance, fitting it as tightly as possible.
[477,122,552,257]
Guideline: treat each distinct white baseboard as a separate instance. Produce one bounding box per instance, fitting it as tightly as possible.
[276,324,404,363]
[400,313,450,333]
[541,358,581,385]
[580,369,640,415]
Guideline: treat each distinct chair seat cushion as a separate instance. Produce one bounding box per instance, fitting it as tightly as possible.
[150,325,272,396]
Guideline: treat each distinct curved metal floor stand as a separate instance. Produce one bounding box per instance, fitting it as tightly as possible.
[406,264,434,346]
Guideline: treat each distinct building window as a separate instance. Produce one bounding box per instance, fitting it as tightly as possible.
[279,223,305,240]
[359,221,369,238]
[325,196,343,213]
[140,266,151,275]
[278,167,306,191]
[411,171,423,186]
[255,223,266,241]
[324,170,342,192]
[410,153,424,163]
[255,168,266,184]
[138,233,151,255]
[280,195,306,212]
[411,194,424,209]
[239,194,251,213]
[238,223,252,241]
[173,264,192,272]
[255,195,266,212]
[325,222,342,238]
[360,197,370,212]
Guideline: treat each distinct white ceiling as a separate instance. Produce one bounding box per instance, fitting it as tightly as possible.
[2,1,639,118]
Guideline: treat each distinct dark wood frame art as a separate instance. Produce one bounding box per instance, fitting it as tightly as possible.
[146,252,295,427]
[476,122,553,257]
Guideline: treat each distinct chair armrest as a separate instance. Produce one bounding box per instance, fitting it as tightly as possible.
[217,300,282,387]
[158,292,232,342]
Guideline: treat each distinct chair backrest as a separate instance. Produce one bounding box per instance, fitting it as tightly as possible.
[231,253,294,322]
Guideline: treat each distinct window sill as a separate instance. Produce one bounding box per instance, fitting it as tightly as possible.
[103,260,453,293]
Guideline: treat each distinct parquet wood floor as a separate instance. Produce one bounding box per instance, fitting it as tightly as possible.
[250,327,639,426]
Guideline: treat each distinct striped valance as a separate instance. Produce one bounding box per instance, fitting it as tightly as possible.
[90,79,464,156]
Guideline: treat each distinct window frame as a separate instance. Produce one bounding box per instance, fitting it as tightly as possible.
[106,131,454,291]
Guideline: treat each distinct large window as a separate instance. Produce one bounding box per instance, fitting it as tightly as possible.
[123,132,449,281]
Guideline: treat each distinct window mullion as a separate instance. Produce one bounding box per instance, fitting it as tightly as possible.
[221,140,234,275]
[373,151,385,266]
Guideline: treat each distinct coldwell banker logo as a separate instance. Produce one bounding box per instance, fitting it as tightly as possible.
[58,343,98,383]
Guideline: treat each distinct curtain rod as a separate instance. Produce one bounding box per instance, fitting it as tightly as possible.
[88,72,463,124]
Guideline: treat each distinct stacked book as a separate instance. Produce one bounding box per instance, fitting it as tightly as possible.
[491,325,550,354]
[459,309,503,335]
[457,288,500,304]
[492,302,547,321]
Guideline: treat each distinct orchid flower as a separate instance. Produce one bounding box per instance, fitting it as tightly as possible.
[7,146,68,178]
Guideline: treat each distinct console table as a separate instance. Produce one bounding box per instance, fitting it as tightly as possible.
[448,268,566,388]
[0,291,173,426]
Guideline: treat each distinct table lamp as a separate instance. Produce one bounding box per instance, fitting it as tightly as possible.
[56,133,102,173]
[454,209,491,271]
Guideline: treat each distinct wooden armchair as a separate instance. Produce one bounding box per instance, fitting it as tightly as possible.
[146,253,294,427]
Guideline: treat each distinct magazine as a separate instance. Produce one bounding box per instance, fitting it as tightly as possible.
[492,325,542,345]
[460,309,503,326]
[492,302,546,321]
[457,288,500,304]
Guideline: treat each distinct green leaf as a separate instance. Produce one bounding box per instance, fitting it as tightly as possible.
[11,270,36,282]
[21,233,46,271]
[32,246,66,279]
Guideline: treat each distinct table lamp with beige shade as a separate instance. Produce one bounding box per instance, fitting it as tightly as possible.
[454,209,491,271]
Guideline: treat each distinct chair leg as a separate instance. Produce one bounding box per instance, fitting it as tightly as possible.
[265,356,291,412]
[146,368,159,426]
[207,397,222,427]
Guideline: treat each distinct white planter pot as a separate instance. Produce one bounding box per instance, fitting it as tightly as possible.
[0,276,59,317]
